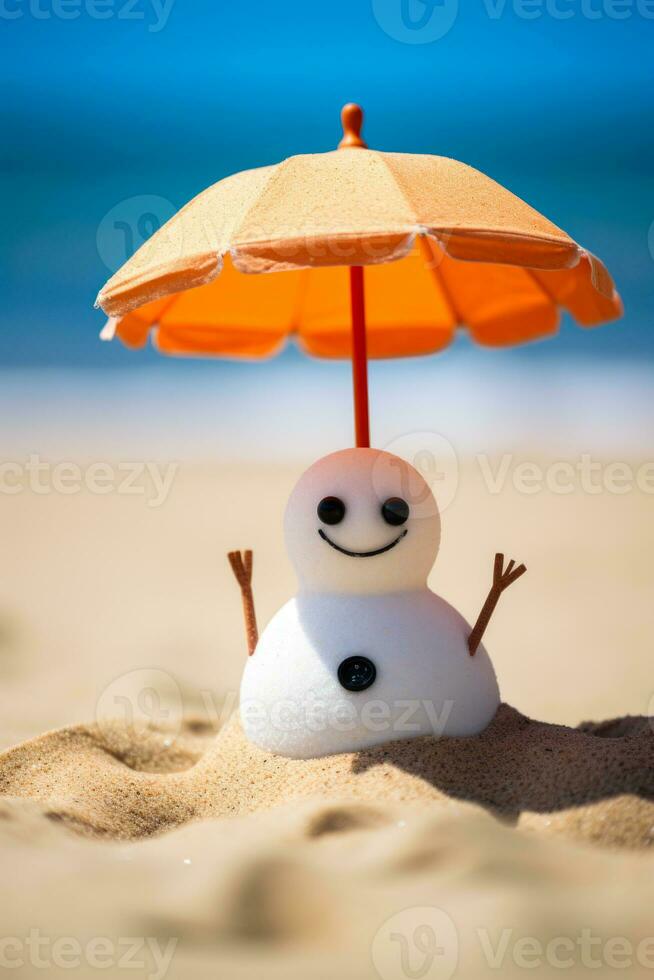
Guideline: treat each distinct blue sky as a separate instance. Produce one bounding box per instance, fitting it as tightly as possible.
[2,0,653,369]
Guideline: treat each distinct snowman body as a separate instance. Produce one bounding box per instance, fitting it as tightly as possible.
[240,589,499,758]
[239,447,501,759]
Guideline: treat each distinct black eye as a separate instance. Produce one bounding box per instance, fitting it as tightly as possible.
[317,496,346,525]
[381,497,409,526]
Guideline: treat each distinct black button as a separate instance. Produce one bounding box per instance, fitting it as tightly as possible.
[337,655,376,692]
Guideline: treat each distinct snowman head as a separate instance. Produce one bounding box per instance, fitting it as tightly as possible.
[284,448,441,594]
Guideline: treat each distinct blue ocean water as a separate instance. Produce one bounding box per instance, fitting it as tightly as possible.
[2,0,652,364]
[1,0,652,456]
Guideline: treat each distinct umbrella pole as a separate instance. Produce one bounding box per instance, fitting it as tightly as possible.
[349,265,370,448]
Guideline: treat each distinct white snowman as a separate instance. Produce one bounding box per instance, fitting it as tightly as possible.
[230,448,525,759]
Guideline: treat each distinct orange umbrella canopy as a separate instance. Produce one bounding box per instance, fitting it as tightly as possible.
[102,240,620,360]
[97,104,621,445]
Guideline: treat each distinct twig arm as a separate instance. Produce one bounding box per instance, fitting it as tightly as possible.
[468,552,526,656]
[227,550,259,656]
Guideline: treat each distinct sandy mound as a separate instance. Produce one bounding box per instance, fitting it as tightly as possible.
[1,704,653,849]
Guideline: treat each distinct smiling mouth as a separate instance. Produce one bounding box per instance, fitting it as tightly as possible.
[318,528,408,558]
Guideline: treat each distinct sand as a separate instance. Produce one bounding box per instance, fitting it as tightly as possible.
[1,704,654,848]
[2,459,654,978]
[2,709,654,979]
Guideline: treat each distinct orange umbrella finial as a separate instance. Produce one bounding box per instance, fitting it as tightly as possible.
[338,103,367,150]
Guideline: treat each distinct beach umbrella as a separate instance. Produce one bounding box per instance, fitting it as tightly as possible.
[97,104,622,448]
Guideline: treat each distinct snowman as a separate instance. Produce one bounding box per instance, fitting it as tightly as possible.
[229,448,525,759]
